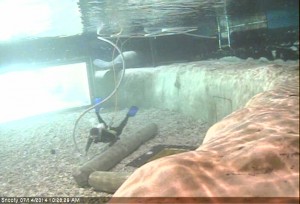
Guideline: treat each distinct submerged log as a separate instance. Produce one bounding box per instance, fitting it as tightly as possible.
[89,171,131,193]
[72,123,158,187]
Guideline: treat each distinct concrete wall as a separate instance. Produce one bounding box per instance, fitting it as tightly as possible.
[95,58,298,125]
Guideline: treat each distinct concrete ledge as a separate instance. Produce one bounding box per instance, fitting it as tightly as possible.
[95,58,298,125]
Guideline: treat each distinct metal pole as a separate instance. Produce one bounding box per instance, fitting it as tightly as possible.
[224,0,231,47]
[215,0,222,49]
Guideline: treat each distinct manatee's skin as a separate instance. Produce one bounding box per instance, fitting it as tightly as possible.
[93,59,111,70]
[93,51,139,70]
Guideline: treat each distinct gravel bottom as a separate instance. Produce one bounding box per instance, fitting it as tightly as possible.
[0,107,208,197]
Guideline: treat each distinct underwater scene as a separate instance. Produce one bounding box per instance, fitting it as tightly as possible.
[0,0,299,203]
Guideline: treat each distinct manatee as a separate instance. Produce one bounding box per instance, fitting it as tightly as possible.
[93,51,139,71]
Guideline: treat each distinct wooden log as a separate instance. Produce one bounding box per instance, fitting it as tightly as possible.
[72,123,158,187]
[89,171,131,193]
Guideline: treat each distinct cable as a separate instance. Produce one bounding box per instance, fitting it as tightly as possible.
[72,36,126,155]
[110,35,134,126]
[109,35,122,126]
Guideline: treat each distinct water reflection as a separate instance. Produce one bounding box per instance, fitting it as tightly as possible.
[0,0,83,41]
[78,0,223,37]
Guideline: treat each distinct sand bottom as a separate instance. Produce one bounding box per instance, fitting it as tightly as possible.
[0,107,208,197]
